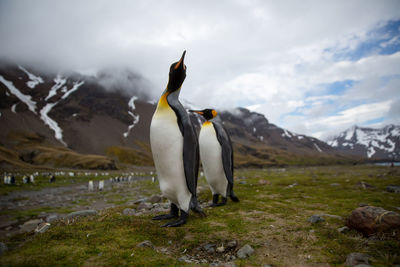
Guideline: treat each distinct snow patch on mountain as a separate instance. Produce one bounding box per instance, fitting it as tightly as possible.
[11,103,17,113]
[40,102,66,146]
[61,81,84,99]
[314,143,323,152]
[124,96,140,138]
[328,125,400,159]
[45,75,67,101]
[0,75,37,114]
[18,66,44,89]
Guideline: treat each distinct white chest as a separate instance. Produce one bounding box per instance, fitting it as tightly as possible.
[150,105,191,211]
[199,123,228,197]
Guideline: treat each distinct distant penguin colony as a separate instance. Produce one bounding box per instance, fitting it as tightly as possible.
[150,51,205,227]
[190,109,239,206]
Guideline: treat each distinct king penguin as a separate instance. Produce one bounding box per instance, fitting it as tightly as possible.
[150,51,205,227]
[190,109,239,206]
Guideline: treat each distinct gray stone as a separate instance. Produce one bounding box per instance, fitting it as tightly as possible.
[308,215,325,224]
[178,255,192,263]
[345,252,369,266]
[20,219,43,233]
[330,183,341,187]
[338,226,350,233]
[239,181,247,185]
[386,185,400,193]
[203,243,216,253]
[134,198,148,204]
[123,208,136,216]
[320,213,343,220]
[0,242,7,256]
[148,195,162,203]
[227,240,238,248]
[137,202,153,210]
[216,245,225,253]
[46,214,59,223]
[35,222,51,233]
[67,210,97,219]
[136,240,153,248]
[237,244,254,259]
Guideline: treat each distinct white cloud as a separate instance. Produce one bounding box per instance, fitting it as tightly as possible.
[0,0,400,139]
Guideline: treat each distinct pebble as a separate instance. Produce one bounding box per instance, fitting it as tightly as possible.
[136,240,154,248]
[338,226,350,233]
[237,244,254,259]
[67,210,97,219]
[227,240,238,248]
[148,195,162,203]
[345,252,370,266]
[35,222,51,233]
[308,215,325,224]
[19,219,43,233]
[203,243,216,253]
[386,185,400,193]
[46,214,59,223]
[123,208,136,216]
[216,245,225,253]
[137,202,153,211]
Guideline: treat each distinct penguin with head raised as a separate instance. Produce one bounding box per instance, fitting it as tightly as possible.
[150,51,205,227]
[190,109,239,206]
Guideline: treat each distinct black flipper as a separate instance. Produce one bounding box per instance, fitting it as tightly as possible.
[167,92,201,208]
[212,122,234,187]
[152,203,179,220]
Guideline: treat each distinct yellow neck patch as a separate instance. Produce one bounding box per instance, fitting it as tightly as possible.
[157,92,169,109]
[203,121,212,127]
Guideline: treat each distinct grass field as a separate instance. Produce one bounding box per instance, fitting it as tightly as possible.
[0,165,399,266]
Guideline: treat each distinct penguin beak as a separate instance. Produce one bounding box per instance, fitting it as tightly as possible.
[189,110,203,115]
[174,50,186,70]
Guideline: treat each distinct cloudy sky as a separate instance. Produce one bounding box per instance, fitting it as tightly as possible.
[1,0,399,140]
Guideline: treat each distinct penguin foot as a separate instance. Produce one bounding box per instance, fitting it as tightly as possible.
[230,192,240,202]
[161,210,188,227]
[152,213,177,220]
[152,203,179,220]
[209,194,227,207]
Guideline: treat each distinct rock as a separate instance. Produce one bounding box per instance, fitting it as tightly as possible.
[258,179,270,185]
[239,181,247,185]
[178,255,192,263]
[345,252,369,266]
[0,242,8,256]
[227,240,238,248]
[136,240,153,248]
[137,202,153,211]
[46,214,59,223]
[346,206,400,236]
[20,219,43,233]
[320,213,343,220]
[356,181,375,190]
[308,215,325,224]
[67,210,97,219]
[148,195,162,203]
[358,203,369,207]
[123,208,136,216]
[134,198,148,204]
[237,244,254,259]
[203,243,216,253]
[216,245,225,253]
[330,183,341,187]
[338,226,350,233]
[386,185,400,193]
[35,222,51,233]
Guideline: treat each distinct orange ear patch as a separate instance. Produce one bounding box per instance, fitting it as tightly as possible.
[212,110,218,118]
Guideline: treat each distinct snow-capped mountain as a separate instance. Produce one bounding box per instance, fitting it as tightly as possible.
[0,62,351,169]
[327,125,400,160]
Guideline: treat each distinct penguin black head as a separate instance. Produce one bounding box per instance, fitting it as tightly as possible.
[167,50,187,93]
[190,109,217,120]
